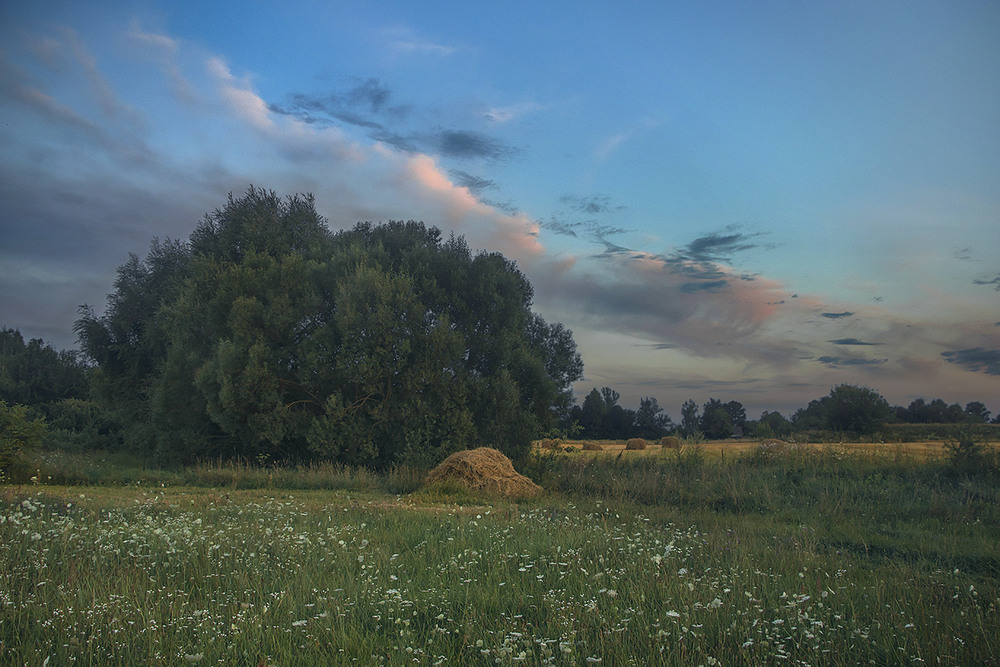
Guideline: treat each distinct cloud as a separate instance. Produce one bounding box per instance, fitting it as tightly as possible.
[822,311,854,319]
[973,274,1000,290]
[829,338,883,346]
[271,83,518,162]
[816,356,888,368]
[675,230,760,263]
[382,26,457,58]
[560,194,621,215]
[941,347,1000,375]
[449,171,497,193]
[433,129,516,160]
[485,101,542,123]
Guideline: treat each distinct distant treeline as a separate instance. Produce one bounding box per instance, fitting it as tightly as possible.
[567,384,997,441]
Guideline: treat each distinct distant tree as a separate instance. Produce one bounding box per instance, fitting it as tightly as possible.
[824,384,891,435]
[634,397,673,438]
[724,400,747,434]
[700,398,733,440]
[0,328,89,408]
[903,397,965,423]
[578,388,608,438]
[792,396,830,431]
[750,410,792,439]
[964,401,991,423]
[679,399,700,439]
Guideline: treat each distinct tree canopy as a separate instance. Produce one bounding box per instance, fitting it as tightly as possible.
[76,187,582,467]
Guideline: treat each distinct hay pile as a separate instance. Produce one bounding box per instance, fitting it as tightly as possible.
[425,448,542,499]
[625,438,647,450]
[582,442,603,451]
[660,436,680,449]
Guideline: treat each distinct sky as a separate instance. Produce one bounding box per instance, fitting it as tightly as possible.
[2,0,999,419]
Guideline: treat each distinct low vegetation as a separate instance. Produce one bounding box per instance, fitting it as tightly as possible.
[2,440,998,665]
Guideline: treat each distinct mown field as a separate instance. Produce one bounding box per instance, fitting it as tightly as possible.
[2,441,999,665]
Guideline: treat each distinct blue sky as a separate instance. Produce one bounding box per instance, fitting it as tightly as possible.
[2,0,998,418]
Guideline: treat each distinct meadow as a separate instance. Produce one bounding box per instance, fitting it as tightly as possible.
[2,441,998,665]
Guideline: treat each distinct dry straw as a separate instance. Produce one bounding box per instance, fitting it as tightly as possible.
[582,442,603,451]
[425,447,542,498]
[625,438,647,450]
[660,436,680,449]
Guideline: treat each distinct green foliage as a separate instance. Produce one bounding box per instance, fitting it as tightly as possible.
[0,400,45,476]
[699,398,733,439]
[944,425,996,475]
[793,384,890,435]
[75,188,582,468]
[679,398,700,438]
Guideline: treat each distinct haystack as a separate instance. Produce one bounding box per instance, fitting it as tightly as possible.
[625,438,647,450]
[582,442,603,451]
[425,448,542,498]
[660,436,680,449]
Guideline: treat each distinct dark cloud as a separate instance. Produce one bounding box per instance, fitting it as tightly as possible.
[829,338,883,346]
[268,78,403,130]
[449,170,497,193]
[822,311,854,319]
[559,194,623,215]
[817,356,887,368]
[941,347,1000,375]
[541,217,582,237]
[271,80,517,161]
[973,274,1000,290]
[434,130,516,160]
[675,230,760,263]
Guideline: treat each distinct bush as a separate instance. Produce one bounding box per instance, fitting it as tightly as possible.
[944,425,995,475]
[660,436,680,449]
[1,401,46,478]
[625,438,646,451]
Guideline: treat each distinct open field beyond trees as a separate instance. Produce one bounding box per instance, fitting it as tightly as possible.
[3,440,999,665]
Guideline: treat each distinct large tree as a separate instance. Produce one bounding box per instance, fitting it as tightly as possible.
[76,188,582,467]
[823,384,891,435]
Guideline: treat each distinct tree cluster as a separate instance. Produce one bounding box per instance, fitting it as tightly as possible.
[73,188,582,467]
[569,388,674,439]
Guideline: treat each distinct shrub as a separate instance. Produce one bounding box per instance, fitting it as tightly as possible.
[625,438,646,451]
[660,436,680,449]
[1,401,46,479]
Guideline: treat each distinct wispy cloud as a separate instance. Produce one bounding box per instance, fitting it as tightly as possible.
[381,26,457,58]
[829,338,883,346]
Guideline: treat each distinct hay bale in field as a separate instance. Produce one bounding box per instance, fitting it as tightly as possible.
[660,436,680,449]
[539,438,560,450]
[425,447,542,498]
[625,438,647,450]
[582,442,603,451]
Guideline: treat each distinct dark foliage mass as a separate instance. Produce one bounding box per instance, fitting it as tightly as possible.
[73,187,583,467]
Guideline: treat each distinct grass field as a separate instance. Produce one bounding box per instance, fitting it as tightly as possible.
[2,441,998,665]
